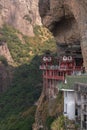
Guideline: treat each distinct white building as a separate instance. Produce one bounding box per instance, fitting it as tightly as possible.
[58,75,87,130]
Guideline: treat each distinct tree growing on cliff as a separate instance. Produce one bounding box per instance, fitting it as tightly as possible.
[51,115,65,130]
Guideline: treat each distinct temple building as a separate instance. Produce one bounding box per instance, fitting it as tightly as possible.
[40,51,83,99]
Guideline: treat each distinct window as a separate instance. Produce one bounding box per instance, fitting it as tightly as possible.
[84,105,86,109]
[84,115,87,122]
[65,104,67,114]
[65,91,67,97]
[75,108,78,116]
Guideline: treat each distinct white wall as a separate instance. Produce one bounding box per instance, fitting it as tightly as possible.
[64,90,75,120]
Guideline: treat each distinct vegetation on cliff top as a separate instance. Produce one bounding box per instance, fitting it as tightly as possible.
[0,24,56,65]
[0,24,56,130]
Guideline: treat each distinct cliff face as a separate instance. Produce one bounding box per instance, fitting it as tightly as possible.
[39,0,87,71]
[0,0,42,92]
[0,0,41,36]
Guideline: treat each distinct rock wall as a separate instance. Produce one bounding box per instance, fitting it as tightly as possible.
[0,0,41,36]
[0,42,14,64]
[33,92,47,130]
[39,0,87,71]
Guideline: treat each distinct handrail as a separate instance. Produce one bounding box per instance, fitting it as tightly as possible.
[43,75,65,80]
[39,65,82,71]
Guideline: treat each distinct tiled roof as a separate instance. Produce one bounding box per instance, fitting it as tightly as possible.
[58,74,87,90]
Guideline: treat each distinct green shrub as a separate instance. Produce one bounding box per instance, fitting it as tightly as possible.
[33,25,41,35]
[51,115,65,130]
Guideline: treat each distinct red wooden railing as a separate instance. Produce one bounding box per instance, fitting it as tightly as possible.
[43,75,65,81]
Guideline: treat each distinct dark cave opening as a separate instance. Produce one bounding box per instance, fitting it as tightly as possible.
[51,16,76,37]
[51,16,83,67]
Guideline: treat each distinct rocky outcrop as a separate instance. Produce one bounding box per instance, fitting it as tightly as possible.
[33,91,63,130]
[33,92,46,130]
[0,0,41,36]
[39,0,87,71]
[0,42,14,64]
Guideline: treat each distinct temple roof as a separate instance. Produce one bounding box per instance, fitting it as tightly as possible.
[58,74,87,90]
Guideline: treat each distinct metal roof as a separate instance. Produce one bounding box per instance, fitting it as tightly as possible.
[58,74,87,90]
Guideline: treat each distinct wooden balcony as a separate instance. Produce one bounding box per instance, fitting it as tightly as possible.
[43,75,65,81]
[39,65,82,71]
[74,66,82,71]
